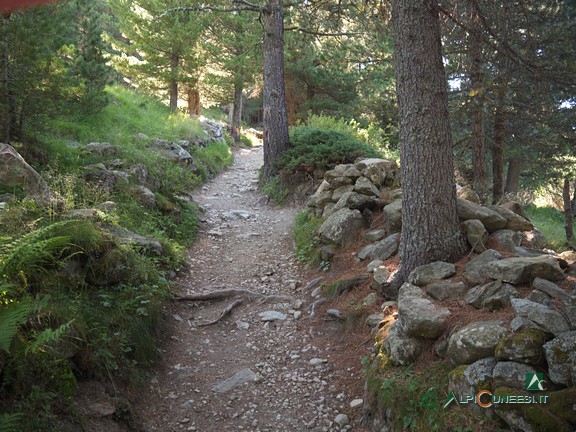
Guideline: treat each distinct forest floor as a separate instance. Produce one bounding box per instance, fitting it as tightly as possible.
[132,145,371,432]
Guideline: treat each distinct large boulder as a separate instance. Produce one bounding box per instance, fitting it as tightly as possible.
[382,199,402,233]
[543,331,576,386]
[489,205,534,232]
[481,255,564,284]
[511,298,570,336]
[318,208,365,246]
[449,357,496,400]
[456,199,507,232]
[407,261,456,286]
[492,361,543,390]
[426,280,468,301]
[0,143,51,203]
[383,322,426,366]
[447,320,509,365]
[357,233,399,261]
[465,280,519,311]
[531,277,569,301]
[495,329,549,365]
[354,176,381,197]
[462,219,488,253]
[488,229,522,252]
[397,283,450,339]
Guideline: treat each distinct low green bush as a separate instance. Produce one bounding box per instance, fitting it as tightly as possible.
[293,211,323,264]
[275,126,382,176]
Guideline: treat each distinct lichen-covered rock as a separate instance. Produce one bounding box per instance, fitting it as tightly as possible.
[543,331,576,386]
[383,199,402,234]
[465,249,501,274]
[465,280,503,308]
[462,219,488,253]
[357,233,399,262]
[397,283,450,339]
[566,290,576,329]
[407,261,456,286]
[426,281,468,301]
[332,191,377,212]
[383,322,425,366]
[363,229,387,242]
[448,320,509,365]
[318,208,365,246]
[492,361,543,390]
[354,158,398,187]
[331,185,354,202]
[531,277,569,301]
[489,229,522,252]
[354,176,381,196]
[489,205,534,232]
[465,280,518,311]
[448,357,496,404]
[481,255,564,284]
[495,329,549,365]
[456,199,507,232]
[511,298,570,336]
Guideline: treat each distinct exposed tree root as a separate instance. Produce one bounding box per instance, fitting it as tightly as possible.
[198,299,243,326]
[174,289,292,304]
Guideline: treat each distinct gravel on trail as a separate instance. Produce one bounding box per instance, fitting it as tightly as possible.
[134,146,368,432]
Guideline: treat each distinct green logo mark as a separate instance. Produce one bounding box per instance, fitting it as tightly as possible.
[443,391,458,409]
[526,373,546,391]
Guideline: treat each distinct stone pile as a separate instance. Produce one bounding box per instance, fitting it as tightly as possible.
[305,159,576,431]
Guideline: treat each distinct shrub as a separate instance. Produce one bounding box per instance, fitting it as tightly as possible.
[275,126,382,176]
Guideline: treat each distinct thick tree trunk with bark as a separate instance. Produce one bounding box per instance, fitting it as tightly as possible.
[504,157,521,197]
[563,178,574,242]
[392,0,467,282]
[169,52,179,112]
[231,81,243,146]
[492,63,508,204]
[261,0,290,181]
[469,5,488,202]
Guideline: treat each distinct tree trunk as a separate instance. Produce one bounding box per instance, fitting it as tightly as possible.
[468,5,488,202]
[261,0,290,181]
[392,0,467,283]
[187,85,200,116]
[504,157,521,197]
[563,178,574,242]
[572,180,576,214]
[492,58,508,204]
[169,52,179,112]
[231,81,243,146]
[2,14,12,143]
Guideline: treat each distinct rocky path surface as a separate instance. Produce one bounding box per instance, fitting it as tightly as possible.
[135,146,367,432]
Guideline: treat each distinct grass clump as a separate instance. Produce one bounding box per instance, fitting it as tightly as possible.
[293,211,323,264]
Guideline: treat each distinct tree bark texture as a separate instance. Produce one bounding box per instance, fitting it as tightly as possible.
[261,0,290,181]
[392,0,467,281]
[231,81,243,145]
[563,178,574,242]
[187,85,200,116]
[2,15,11,143]
[468,5,488,202]
[169,52,179,112]
[504,157,521,196]
[492,65,508,204]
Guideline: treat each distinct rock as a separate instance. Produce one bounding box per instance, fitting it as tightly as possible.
[373,266,390,285]
[449,357,496,400]
[527,305,570,337]
[426,281,468,301]
[319,245,337,261]
[366,313,385,327]
[82,166,129,191]
[526,289,552,306]
[489,205,534,231]
[134,185,156,208]
[492,361,543,390]
[457,185,480,204]
[363,229,387,242]
[523,228,547,249]
[363,292,379,307]
[408,261,456,286]
[397,283,450,339]
[481,255,564,284]
[309,358,328,366]
[500,201,528,219]
[318,208,365,246]
[333,274,369,295]
[495,329,549,365]
[85,141,117,155]
[103,224,162,255]
[456,199,507,232]
[383,199,402,233]
[331,185,354,202]
[149,139,194,163]
[465,249,501,274]
[334,413,349,426]
[559,250,576,264]
[566,291,576,328]
[327,309,345,320]
[532,277,569,301]
[510,317,542,332]
[0,143,51,203]
[65,208,102,220]
[211,368,258,393]
[448,320,509,365]
[259,311,287,321]
[367,260,384,273]
[310,189,333,208]
[354,158,398,187]
[350,399,363,409]
[354,176,381,196]
[383,322,425,366]
[357,233,399,261]
[489,229,522,252]
[462,219,488,253]
[333,191,377,212]
[543,331,576,386]
[511,298,544,317]
[465,280,518,311]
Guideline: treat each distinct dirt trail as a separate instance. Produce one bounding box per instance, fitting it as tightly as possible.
[134,145,367,432]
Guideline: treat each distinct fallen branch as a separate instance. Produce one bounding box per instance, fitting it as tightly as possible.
[198,299,243,327]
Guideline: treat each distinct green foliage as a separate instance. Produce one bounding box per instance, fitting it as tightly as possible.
[524,205,575,251]
[0,413,23,432]
[0,294,32,354]
[262,177,289,204]
[276,125,382,176]
[293,211,323,264]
